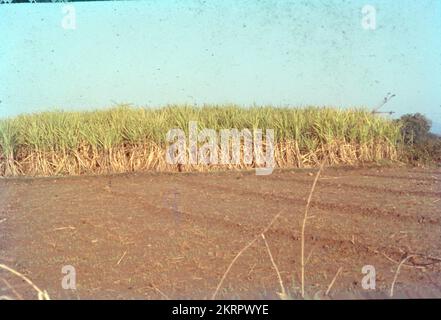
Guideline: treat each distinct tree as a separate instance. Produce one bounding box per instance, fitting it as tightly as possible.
[399,113,432,144]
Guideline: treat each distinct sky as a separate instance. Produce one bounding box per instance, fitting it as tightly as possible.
[1,0,440,133]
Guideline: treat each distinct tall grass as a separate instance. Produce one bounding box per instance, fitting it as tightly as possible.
[0,104,402,176]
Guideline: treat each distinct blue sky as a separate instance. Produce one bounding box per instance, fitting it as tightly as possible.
[1,0,440,133]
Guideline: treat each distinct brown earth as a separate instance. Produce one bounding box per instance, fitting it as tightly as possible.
[0,166,440,300]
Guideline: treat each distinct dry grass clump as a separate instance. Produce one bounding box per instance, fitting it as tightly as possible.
[0,104,401,176]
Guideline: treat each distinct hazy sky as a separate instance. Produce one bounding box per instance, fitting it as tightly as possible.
[1,0,440,132]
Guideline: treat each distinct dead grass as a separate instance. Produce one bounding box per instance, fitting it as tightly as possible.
[300,161,325,297]
[0,264,51,300]
[211,161,327,300]
[211,211,282,300]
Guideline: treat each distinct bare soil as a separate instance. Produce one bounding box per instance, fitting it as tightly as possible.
[1,166,440,299]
